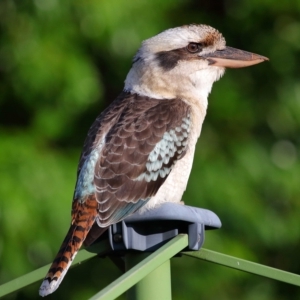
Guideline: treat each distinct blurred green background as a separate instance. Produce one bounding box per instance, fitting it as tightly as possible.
[0,0,300,299]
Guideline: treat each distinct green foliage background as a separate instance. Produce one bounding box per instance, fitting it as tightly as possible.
[0,0,300,299]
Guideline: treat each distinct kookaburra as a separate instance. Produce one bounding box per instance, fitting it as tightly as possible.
[39,24,268,296]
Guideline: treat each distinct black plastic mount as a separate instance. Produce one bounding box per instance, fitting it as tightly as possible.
[108,203,221,252]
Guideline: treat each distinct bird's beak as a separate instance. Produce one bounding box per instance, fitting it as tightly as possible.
[202,46,269,68]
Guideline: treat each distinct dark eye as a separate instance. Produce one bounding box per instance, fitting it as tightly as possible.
[187,43,201,53]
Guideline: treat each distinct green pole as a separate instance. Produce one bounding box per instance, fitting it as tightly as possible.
[125,252,172,300]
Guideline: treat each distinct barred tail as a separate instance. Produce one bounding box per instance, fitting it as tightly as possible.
[39,196,98,297]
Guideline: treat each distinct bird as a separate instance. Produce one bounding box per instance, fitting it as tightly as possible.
[39,24,268,296]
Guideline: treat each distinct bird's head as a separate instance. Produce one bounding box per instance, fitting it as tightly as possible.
[124,24,268,102]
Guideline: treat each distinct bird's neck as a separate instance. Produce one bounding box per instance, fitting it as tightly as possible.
[124,62,224,114]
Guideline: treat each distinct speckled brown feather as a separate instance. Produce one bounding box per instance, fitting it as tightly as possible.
[92,93,191,228]
[76,93,129,177]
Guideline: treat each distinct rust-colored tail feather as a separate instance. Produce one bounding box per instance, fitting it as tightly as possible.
[39,196,98,297]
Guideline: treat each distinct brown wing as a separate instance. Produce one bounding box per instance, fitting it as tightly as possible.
[76,92,129,177]
[93,93,192,226]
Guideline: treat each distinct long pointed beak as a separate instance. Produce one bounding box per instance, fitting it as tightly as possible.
[202,46,269,68]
